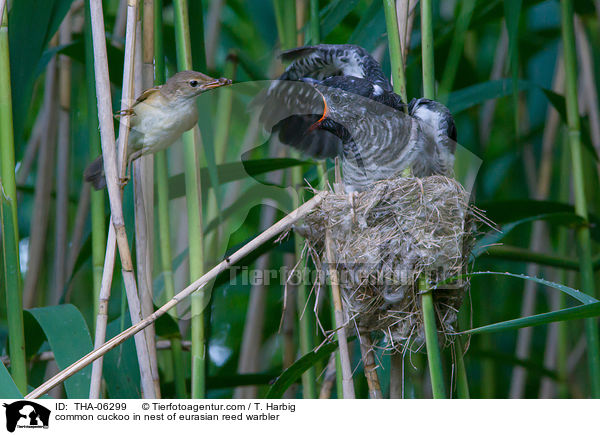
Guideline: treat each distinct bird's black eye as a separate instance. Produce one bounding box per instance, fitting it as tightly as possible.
[189,80,199,87]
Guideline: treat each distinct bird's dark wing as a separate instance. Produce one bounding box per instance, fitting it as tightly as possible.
[317,76,406,112]
[255,79,344,159]
[273,114,343,158]
[256,44,406,174]
[279,44,393,91]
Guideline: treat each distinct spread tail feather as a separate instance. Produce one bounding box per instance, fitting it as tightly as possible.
[84,155,106,190]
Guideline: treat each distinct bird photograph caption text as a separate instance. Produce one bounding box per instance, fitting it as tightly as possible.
[44,400,296,427]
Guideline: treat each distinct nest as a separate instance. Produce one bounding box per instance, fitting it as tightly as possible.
[300,175,479,353]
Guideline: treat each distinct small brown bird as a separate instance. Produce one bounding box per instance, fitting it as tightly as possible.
[84,70,231,189]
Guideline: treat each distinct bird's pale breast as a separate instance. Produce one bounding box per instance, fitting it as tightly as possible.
[128,96,198,157]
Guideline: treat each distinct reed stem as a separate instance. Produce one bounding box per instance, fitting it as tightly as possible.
[154,0,187,399]
[53,10,72,304]
[173,0,207,399]
[276,0,317,399]
[359,334,383,399]
[88,0,155,398]
[420,0,435,99]
[560,0,600,397]
[22,53,57,309]
[325,230,355,399]
[84,0,106,328]
[383,0,408,105]
[309,0,320,44]
[0,4,26,393]
[420,277,446,398]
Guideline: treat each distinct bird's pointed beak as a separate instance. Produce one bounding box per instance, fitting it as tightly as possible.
[201,77,232,91]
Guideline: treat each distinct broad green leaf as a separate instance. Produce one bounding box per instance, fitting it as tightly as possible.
[26,305,93,398]
[167,158,313,200]
[441,271,600,334]
[266,338,353,399]
[478,200,600,241]
[472,212,586,257]
[8,0,74,145]
[213,235,295,289]
[460,271,598,304]
[103,316,141,399]
[0,361,23,398]
[154,308,182,339]
[541,88,598,160]
[22,311,46,359]
[48,37,125,88]
[320,0,360,39]
[446,79,532,114]
[204,184,294,234]
[349,0,386,51]
[463,302,600,335]
[479,199,573,223]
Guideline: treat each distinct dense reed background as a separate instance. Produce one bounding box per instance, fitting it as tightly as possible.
[1,0,600,399]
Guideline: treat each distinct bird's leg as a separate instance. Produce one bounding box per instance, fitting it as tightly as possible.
[120,150,143,188]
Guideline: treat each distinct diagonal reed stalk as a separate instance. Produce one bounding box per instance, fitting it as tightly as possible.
[154,0,187,398]
[173,0,207,399]
[88,0,155,398]
[0,3,26,394]
[560,0,600,398]
[26,192,327,399]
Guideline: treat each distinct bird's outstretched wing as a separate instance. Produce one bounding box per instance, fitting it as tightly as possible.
[278,44,393,92]
[256,44,397,160]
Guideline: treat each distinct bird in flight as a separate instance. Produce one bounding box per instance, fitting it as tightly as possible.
[258,44,457,192]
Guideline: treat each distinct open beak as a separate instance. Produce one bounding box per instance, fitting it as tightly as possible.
[308,85,329,132]
[201,77,232,91]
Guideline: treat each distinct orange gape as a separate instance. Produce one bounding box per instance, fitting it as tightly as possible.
[308,87,329,132]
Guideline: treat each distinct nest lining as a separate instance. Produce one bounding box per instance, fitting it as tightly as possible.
[300,175,478,352]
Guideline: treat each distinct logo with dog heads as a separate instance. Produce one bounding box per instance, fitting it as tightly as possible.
[3,401,50,432]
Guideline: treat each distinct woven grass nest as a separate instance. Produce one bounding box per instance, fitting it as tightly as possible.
[300,175,481,353]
